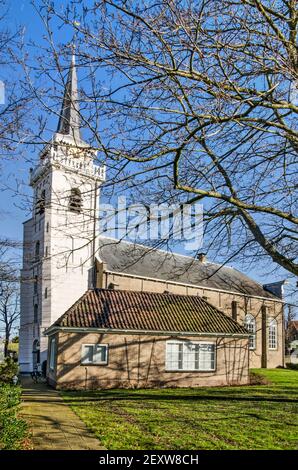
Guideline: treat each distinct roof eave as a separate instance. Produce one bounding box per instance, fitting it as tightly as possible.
[44,325,249,339]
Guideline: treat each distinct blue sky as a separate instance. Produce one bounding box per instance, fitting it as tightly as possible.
[1,2,36,232]
[0,0,296,303]
[1,0,69,238]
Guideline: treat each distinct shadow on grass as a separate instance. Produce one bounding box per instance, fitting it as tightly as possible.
[62,392,298,405]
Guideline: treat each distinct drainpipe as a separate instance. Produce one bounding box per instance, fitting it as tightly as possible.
[261,305,267,368]
[92,182,98,289]
[85,367,88,390]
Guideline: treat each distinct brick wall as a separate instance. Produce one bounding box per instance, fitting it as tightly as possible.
[48,331,249,390]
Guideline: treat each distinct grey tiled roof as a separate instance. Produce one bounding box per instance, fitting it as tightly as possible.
[53,288,249,336]
[96,237,277,298]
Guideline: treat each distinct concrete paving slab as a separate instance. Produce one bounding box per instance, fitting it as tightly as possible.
[20,376,105,450]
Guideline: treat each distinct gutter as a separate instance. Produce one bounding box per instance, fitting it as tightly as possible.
[44,325,250,339]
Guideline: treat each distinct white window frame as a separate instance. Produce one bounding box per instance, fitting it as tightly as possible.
[244,314,256,350]
[268,318,278,350]
[49,337,56,371]
[81,344,109,365]
[165,340,216,372]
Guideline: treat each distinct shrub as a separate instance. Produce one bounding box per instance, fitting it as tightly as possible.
[285,363,298,371]
[249,371,271,385]
[0,384,28,449]
[0,357,19,384]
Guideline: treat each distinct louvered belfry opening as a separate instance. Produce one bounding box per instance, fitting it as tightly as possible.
[69,188,82,213]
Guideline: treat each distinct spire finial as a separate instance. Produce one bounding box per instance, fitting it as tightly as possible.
[56,48,81,142]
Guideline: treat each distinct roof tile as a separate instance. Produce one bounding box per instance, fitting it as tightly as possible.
[53,288,249,336]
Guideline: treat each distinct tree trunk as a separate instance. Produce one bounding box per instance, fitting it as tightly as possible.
[4,325,9,358]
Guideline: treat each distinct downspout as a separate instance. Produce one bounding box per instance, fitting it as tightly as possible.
[282,303,285,368]
[92,182,98,289]
[85,367,88,390]
[261,305,267,368]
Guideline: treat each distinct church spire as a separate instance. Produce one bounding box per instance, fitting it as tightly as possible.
[56,53,81,142]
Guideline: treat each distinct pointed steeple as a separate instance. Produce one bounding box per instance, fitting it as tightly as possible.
[57,53,81,142]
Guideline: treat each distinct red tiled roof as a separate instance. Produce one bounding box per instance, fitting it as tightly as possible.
[51,289,249,336]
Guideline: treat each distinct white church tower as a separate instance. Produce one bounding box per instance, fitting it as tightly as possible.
[19,55,105,372]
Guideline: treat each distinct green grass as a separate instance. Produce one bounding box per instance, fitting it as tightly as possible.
[62,369,298,450]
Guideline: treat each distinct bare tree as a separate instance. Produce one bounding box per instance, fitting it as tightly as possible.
[30,0,297,276]
[0,0,33,159]
[0,281,19,357]
[0,1,35,298]
[0,239,20,283]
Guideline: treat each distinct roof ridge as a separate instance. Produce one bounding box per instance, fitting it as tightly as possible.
[98,236,222,266]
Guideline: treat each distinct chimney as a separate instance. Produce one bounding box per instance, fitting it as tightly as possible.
[231,301,238,321]
[197,252,207,263]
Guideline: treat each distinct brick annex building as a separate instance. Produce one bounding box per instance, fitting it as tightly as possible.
[19,56,284,390]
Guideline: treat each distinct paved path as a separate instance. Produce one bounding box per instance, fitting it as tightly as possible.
[20,376,105,450]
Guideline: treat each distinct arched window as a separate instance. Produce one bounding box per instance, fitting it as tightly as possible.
[33,304,38,323]
[32,339,40,368]
[35,241,40,259]
[244,314,256,350]
[269,318,277,350]
[34,275,38,295]
[36,189,46,215]
[69,188,82,213]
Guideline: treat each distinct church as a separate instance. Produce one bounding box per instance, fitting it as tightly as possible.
[19,56,285,389]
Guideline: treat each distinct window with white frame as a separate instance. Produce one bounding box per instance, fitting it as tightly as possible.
[244,314,256,350]
[166,341,215,371]
[81,344,108,365]
[269,318,277,349]
[49,337,56,371]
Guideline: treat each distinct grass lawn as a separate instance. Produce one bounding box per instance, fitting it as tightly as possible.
[62,369,298,450]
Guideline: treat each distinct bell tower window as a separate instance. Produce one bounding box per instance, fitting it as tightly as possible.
[33,304,38,324]
[36,189,46,215]
[35,241,40,260]
[69,188,82,213]
[34,275,38,295]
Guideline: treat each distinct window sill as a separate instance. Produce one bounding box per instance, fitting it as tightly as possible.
[165,369,216,373]
[80,362,108,366]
